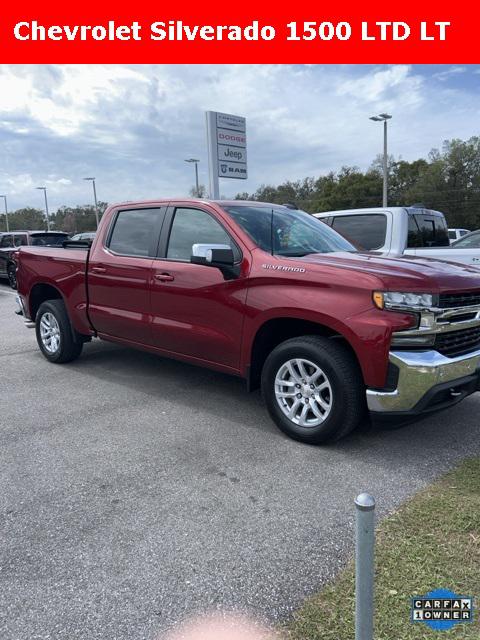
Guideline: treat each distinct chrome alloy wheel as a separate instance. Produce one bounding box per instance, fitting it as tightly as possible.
[39,312,61,354]
[274,358,333,427]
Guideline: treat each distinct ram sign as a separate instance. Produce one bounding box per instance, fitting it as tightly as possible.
[206,111,247,197]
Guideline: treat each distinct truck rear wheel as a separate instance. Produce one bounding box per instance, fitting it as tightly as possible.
[35,300,83,363]
[261,336,365,444]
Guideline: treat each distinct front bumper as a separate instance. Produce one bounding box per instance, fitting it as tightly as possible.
[367,348,480,416]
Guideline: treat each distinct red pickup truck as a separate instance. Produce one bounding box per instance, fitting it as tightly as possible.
[15,199,480,443]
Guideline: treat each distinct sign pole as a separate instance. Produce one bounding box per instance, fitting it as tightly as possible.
[206,111,220,199]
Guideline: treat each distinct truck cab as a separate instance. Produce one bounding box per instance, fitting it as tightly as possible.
[314,207,480,267]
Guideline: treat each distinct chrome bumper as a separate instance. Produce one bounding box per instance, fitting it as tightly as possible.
[367,349,480,414]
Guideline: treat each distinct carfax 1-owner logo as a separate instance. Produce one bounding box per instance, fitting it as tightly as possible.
[411,588,474,631]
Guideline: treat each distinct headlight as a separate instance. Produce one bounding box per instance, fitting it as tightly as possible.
[373,291,434,310]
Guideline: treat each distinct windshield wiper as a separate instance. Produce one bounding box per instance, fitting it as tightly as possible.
[276,251,317,257]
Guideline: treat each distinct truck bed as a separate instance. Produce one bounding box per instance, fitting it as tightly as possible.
[16,246,92,336]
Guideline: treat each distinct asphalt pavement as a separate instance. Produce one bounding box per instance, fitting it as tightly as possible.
[1,282,479,640]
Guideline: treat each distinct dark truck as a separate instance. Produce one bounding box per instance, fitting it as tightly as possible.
[0,230,69,288]
[14,199,480,444]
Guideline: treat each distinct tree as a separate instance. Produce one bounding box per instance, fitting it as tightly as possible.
[7,208,47,231]
[189,184,208,198]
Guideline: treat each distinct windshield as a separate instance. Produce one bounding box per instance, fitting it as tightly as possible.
[223,206,355,256]
[30,234,68,246]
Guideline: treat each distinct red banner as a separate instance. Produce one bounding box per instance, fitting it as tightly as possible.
[0,0,477,63]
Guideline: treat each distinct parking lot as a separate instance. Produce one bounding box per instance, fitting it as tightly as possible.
[1,282,479,640]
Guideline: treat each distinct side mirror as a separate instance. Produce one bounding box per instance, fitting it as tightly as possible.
[191,244,234,265]
[191,243,239,279]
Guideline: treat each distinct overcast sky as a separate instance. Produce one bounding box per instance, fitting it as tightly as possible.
[1,64,479,212]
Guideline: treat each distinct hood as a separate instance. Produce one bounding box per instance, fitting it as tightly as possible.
[299,251,480,293]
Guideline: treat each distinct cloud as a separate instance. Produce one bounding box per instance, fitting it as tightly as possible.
[433,66,468,81]
[0,64,479,211]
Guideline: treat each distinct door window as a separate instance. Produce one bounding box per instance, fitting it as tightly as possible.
[108,208,162,257]
[0,235,13,248]
[410,214,450,247]
[331,214,387,250]
[166,208,239,261]
[14,234,28,247]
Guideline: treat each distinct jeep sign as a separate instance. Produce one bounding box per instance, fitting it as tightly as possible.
[206,110,248,198]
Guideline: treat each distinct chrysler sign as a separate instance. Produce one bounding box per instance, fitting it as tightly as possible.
[206,110,247,194]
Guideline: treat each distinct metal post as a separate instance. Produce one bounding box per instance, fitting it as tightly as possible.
[355,493,375,640]
[43,188,51,231]
[92,179,99,228]
[206,111,220,199]
[0,195,8,232]
[383,120,388,207]
[36,187,51,231]
[194,162,199,197]
[84,178,100,228]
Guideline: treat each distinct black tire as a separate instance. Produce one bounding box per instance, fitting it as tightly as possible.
[35,299,83,363]
[261,335,365,444]
[7,263,17,289]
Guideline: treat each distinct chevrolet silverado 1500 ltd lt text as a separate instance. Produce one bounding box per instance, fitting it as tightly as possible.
[14,199,480,444]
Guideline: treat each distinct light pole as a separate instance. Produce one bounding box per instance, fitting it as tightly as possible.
[36,186,51,231]
[184,158,200,197]
[0,195,9,232]
[84,177,99,228]
[369,113,392,207]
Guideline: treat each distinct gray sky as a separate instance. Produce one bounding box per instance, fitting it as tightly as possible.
[1,64,479,211]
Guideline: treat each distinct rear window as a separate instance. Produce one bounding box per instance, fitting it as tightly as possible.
[331,214,387,250]
[30,234,68,246]
[408,214,450,248]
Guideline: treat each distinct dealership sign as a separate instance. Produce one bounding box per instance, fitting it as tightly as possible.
[206,111,247,197]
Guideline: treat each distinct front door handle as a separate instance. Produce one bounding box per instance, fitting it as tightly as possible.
[91,266,107,274]
[155,272,175,282]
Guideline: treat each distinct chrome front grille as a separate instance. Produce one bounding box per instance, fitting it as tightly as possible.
[439,292,480,308]
[434,326,480,357]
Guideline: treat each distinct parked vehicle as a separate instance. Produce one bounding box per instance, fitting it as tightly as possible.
[15,199,480,444]
[314,207,480,268]
[0,230,69,288]
[452,230,480,248]
[70,232,96,242]
[449,228,470,243]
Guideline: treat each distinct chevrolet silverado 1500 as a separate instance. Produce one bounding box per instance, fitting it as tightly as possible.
[15,199,480,443]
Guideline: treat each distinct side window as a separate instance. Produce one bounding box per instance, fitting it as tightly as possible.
[14,235,28,247]
[331,214,387,250]
[108,208,161,257]
[1,235,13,248]
[167,208,239,261]
[408,215,422,248]
[414,215,449,247]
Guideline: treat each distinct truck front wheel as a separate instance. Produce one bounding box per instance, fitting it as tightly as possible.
[261,336,365,444]
[35,300,83,363]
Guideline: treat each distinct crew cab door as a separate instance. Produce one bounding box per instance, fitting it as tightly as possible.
[149,205,248,371]
[87,206,166,345]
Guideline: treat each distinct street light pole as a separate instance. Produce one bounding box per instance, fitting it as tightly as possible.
[369,113,392,207]
[0,195,9,232]
[84,177,100,228]
[36,186,51,231]
[184,158,200,197]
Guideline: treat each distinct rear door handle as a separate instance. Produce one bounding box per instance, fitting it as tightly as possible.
[155,272,175,282]
[91,266,107,274]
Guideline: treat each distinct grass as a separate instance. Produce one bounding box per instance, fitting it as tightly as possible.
[287,457,480,640]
